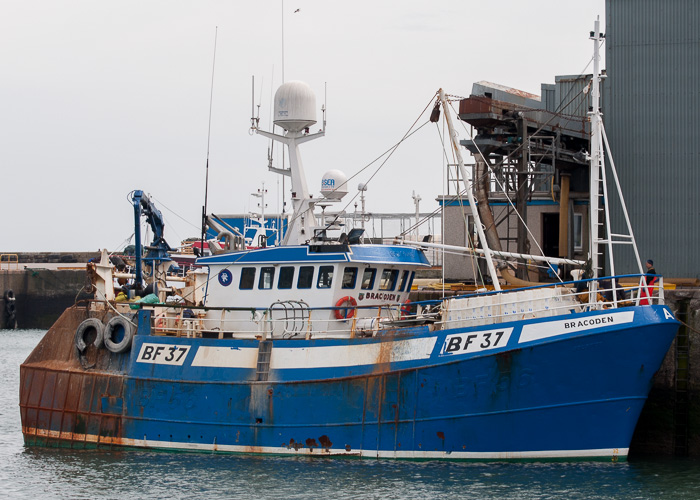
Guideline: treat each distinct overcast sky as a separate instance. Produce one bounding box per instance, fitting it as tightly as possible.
[0,0,605,252]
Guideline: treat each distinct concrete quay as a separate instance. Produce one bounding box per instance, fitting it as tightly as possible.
[1,252,98,329]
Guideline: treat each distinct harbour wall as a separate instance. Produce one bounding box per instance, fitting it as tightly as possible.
[0,268,93,330]
[0,252,98,330]
[630,289,700,458]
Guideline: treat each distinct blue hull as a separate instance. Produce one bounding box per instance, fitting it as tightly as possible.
[20,305,678,460]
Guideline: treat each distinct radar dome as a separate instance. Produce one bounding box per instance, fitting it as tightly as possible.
[320,170,349,200]
[273,81,317,133]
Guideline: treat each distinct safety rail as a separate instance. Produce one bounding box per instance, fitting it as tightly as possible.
[100,274,664,340]
[127,301,412,340]
[0,254,19,271]
[435,274,664,330]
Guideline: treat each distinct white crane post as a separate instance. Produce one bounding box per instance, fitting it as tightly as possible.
[439,89,501,291]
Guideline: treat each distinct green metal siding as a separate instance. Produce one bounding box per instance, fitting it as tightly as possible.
[605,0,700,278]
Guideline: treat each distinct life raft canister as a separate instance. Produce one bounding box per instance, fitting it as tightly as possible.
[334,296,358,320]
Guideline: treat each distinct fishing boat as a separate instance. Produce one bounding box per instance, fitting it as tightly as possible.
[20,21,679,461]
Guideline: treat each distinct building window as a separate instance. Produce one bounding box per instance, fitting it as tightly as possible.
[573,213,583,251]
[317,265,334,288]
[379,269,399,291]
[361,268,376,290]
[342,267,358,289]
[240,267,256,290]
[278,266,295,289]
[259,267,275,289]
[297,266,314,289]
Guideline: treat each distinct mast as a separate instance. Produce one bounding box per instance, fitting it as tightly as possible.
[439,89,501,291]
[588,17,644,287]
[252,81,325,246]
[589,17,604,286]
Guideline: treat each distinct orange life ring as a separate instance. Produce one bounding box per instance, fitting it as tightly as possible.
[334,296,357,320]
[156,317,166,329]
[400,299,412,320]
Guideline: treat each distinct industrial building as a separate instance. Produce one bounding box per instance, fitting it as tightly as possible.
[442,0,700,281]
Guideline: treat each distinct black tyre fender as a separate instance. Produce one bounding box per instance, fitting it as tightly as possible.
[75,318,105,353]
[104,315,134,353]
[4,289,16,315]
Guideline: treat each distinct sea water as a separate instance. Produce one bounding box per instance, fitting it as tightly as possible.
[3,329,700,500]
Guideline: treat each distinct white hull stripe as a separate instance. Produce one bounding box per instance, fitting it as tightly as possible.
[519,311,635,343]
[24,427,626,460]
[191,346,259,368]
[179,338,437,370]
[270,337,437,369]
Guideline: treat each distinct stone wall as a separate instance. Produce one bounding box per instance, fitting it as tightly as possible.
[0,268,92,329]
[630,289,700,457]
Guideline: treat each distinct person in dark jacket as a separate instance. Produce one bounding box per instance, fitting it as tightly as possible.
[640,259,658,305]
[645,259,657,284]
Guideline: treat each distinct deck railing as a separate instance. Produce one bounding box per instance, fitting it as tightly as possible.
[104,274,665,340]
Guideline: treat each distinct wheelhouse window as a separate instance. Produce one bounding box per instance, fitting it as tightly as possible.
[342,267,358,289]
[406,271,416,292]
[397,270,410,292]
[259,267,275,289]
[278,266,295,289]
[317,265,334,288]
[239,267,256,290]
[361,268,376,290]
[379,269,399,291]
[297,266,314,289]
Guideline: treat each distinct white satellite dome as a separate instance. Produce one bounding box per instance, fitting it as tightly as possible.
[320,170,349,200]
[273,81,317,133]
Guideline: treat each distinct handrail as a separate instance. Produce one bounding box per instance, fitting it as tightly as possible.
[93,273,666,340]
[0,254,19,271]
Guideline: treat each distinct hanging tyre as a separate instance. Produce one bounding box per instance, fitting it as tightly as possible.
[75,318,105,354]
[4,289,16,315]
[104,315,134,353]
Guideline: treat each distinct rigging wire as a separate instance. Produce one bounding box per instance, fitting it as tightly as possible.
[394,57,598,284]
[279,94,438,237]
[318,95,439,231]
[440,58,599,283]
[200,27,218,255]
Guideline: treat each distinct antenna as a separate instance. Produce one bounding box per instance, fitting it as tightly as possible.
[251,76,255,128]
[281,0,285,83]
[323,82,327,131]
[200,26,218,255]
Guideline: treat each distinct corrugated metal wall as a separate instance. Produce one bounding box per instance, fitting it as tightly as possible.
[555,75,592,118]
[605,0,700,278]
